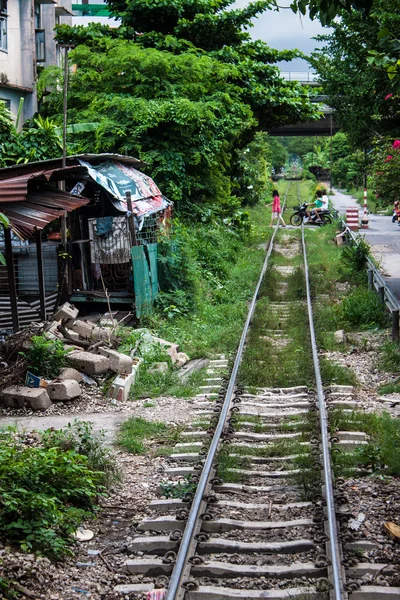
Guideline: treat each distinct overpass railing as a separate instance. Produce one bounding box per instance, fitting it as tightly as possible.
[343,225,400,340]
[281,71,320,83]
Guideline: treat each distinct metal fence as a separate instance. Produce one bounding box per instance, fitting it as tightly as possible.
[344,226,400,340]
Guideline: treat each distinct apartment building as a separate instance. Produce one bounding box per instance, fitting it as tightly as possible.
[0,0,72,124]
[72,0,119,27]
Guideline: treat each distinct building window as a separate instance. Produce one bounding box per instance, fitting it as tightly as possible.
[0,0,7,52]
[35,30,46,62]
[0,98,10,110]
[34,3,41,29]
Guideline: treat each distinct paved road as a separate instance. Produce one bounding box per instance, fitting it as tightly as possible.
[331,189,400,300]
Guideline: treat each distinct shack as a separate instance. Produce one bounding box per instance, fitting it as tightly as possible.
[0,154,172,331]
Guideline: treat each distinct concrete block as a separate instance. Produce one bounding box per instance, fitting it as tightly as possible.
[98,347,132,373]
[334,330,346,344]
[176,352,189,368]
[1,386,51,411]
[58,368,83,383]
[65,330,81,342]
[44,321,63,340]
[152,336,179,364]
[148,362,169,374]
[92,326,112,342]
[108,358,141,402]
[48,380,81,401]
[68,351,110,376]
[54,302,79,324]
[178,358,210,381]
[71,320,95,340]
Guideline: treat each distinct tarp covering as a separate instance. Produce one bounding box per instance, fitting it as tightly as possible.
[78,160,170,216]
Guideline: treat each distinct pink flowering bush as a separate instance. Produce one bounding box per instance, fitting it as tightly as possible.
[371,138,400,206]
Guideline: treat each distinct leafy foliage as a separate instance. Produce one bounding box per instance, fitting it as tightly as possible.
[21,335,68,379]
[0,105,62,167]
[341,288,388,328]
[311,0,400,147]
[371,137,400,206]
[39,4,317,214]
[0,427,106,558]
[290,0,374,25]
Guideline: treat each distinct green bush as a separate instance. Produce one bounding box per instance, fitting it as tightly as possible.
[338,237,370,285]
[341,288,388,329]
[40,420,120,487]
[21,335,68,378]
[380,341,400,372]
[0,427,105,559]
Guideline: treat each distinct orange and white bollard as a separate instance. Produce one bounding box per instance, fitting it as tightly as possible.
[361,188,369,229]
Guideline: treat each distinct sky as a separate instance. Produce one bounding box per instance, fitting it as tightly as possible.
[234,0,331,72]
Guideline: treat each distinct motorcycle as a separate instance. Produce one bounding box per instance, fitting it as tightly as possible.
[289,202,333,227]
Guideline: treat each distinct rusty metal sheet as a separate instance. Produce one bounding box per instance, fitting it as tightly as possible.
[0,154,143,181]
[0,191,91,240]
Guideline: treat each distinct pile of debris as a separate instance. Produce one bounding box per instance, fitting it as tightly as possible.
[0,304,198,413]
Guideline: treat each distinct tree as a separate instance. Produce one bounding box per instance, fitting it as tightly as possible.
[40,10,317,213]
[311,0,400,148]
[289,0,374,25]
[0,105,62,167]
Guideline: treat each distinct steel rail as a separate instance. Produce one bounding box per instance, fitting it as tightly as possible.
[165,184,291,600]
[301,224,345,600]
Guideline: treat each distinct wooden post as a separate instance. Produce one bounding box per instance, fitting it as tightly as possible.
[125,190,138,247]
[378,286,385,304]
[367,269,373,290]
[4,226,19,333]
[35,228,46,321]
[392,310,399,341]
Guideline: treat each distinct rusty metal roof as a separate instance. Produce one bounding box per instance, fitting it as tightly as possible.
[0,154,144,181]
[0,190,91,240]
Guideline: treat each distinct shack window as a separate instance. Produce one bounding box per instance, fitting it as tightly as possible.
[0,1,7,52]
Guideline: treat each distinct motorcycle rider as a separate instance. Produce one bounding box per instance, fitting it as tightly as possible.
[308,190,328,223]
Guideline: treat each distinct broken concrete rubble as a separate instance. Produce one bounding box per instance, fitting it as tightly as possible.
[48,380,81,401]
[1,385,52,411]
[68,351,110,376]
[178,358,210,381]
[107,358,142,402]
[148,362,169,375]
[176,352,189,368]
[58,368,83,383]
[53,302,79,324]
[98,347,133,373]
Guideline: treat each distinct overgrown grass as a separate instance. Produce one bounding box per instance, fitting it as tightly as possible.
[216,449,248,483]
[377,381,400,395]
[0,423,116,559]
[116,417,182,455]
[380,340,400,372]
[159,478,197,499]
[331,410,400,476]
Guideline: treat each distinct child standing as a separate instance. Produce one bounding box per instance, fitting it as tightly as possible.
[267,189,286,227]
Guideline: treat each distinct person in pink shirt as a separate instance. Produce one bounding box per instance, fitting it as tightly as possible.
[267,189,286,227]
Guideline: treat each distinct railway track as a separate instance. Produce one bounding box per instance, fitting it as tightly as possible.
[116,183,400,600]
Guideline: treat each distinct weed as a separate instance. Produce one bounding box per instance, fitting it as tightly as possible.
[0,426,105,559]
[341,288,388,329]
[159,478,197,499]
[338,236,371,285]
[143,401,155,408]
[0,577,19,599]
[116,417,181,455]
[380,340,400,372]
[330,410,400,476]
[320,358,357,386]
[217,450,248,483]
[41,420,120,487]
[378,381,400,395]
[20,335,68,379]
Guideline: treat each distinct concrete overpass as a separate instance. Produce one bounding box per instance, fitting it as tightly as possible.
[268,72,339,136]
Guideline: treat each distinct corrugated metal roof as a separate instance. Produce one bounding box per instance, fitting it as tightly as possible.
[0,166,89,203]
[0,154,144,181]
[0,191,91,240]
